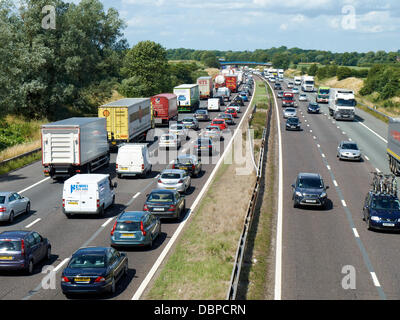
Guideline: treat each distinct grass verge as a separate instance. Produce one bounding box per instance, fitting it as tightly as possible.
[0,151,41,175]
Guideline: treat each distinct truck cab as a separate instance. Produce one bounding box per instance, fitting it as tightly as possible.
[282,92,296,108]
[329,89,356,121]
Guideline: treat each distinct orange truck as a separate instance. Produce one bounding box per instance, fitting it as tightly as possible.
[225,75,238,93]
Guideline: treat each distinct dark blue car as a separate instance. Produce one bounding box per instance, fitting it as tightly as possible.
[61,247,128,296]
[0,230,51,274]
[363,192,400,231]
[292,173,329,209]
[307,102,320,114]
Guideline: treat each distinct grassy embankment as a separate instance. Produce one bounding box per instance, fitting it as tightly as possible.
[144,79,268,300]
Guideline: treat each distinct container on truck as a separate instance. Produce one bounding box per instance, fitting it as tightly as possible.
[328,89,356,121]
[214,75,226,89]
[207,98,220,111]
[116,143,152,179]
[316,86,330,103]
[197,76,213,100]
[62,174,116,218]
[388,118,400,176]
[301,76,315,92]
[99,98,152,147]
[41,118,110,179]
[173,84,200,112]
[151,93,178,127]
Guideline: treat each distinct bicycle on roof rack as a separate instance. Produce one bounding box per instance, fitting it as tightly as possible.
[371,172,398,196]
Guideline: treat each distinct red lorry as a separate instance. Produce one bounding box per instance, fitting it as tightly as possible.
[225,75,238,93]
[151,93,178,126]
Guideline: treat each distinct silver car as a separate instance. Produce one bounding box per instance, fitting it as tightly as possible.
[181,117,199,131]
[283,108,297,119]
[299,94,308,101]
[201,125,222,141]
[0,192,30,223]
[169,124,188,141]
[337,141,361,161]
[157,169,191,193]
[159,133,181,149]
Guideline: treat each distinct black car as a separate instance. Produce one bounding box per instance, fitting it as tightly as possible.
[144,189,185,220]
[61,246,128,296]
[292,173,329,209]
[172,154,202,177]
[285,117,301,131]
[363,192,400,231]
[195,138,213,156]
[232,97,244,106]
[274,83,282,90]
[216,96,225,106]
[307,102,320,114]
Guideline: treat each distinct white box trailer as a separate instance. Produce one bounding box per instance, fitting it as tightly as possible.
[41,118,110,179]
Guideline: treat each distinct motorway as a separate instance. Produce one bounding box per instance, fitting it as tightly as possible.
[0,84,253,300]
[270,76,400,299]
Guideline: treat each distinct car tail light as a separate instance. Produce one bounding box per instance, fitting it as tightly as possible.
[110,220,117,236]
[192,165,195,171]
[94,276,105,283]
[62,199,65,208]
[21,239,25,255]
[194,145,198,148]
[116,164,118,169]
[0,207,6,212]
[178,179,183,184]
[168,205,176,212]
[61,276,70,283]
[142,164,144,170]
[75,169,81,173]
[143,204,149,211]
[172,164,175,169]
[140,221,146,236]
[97,199,100,208]
[158,179,162,183]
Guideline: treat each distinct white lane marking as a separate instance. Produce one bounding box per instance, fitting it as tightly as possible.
[313,136,316,140]
[133,192,141,199]
[327,165,331,170]
[342,132,346,135]
[371,272,381,287]
[307,124,310,127]
[310,130,313,133]
[359,122,387,143]
[376,168,381,173]
[349,138,352,141]
[342,200,347,207]
[352,228,360,238]
[131,78,259,301]
[322,153,326,158]
[18,177,50,194]
[25,218,41,229]
[337,126,340,129]
[365,155,370,161]
[317,144,321,148]
[54,258,70,272]
[333,180,338,187]
[101,218,113,228]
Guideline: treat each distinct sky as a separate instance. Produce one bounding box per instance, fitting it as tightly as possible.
[72,0,400,53]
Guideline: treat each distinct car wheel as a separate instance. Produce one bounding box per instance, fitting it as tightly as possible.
[112,196,115,206]
[98,205,105,217]
[26,259,34,275]
[110,277,116,294]
[8,211,14,223]
[367,218,373,231]
[124,262,128,276]
[293,201,299,208]
[65,212,72,219]
[26,202,30,214]
[46,246,51,261]
[117,173,122,179]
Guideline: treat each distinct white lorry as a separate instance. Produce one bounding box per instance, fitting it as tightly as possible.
[301,76,315,92]
[62,174,117,218]
[41,118,110,179]
[328,89,356,121]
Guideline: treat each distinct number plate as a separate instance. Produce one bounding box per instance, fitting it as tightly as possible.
[68,201,78,205]
[75,277,90,282]
[153,207,164,211]
[121,233,135,238]
[383,223,395,227]
[179,167,186,170]
[120,167,128,170]
[305,200,317,203]
[0,256,13,260]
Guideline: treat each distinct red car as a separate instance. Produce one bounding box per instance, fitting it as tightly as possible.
[225,107,238,118]
[210,118,227,131]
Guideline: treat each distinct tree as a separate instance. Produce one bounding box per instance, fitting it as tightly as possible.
[272,53,290,70]
[308,64,318,76]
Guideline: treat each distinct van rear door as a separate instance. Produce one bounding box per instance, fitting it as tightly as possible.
[118,147,144,173]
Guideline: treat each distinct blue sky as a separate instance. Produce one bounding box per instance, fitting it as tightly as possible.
[73,0,400,52]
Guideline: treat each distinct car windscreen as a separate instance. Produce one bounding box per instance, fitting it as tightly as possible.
[182,118,194,123]
[196,110,207,114]
[371,198,400,210]
[147,192,174,202]
[287,118,299,124]
[298,178,323,189]
[170,125,183,130]
[0,240,21,252]
[116,221,141,232]
[197,139,210,145]
[68,254,106,268]
[0,196,5,204]
[206,127,219,131]
[213,120,224,124]
[341,143,358,150]
[177,157,193,165]
[286,109,295,112]
[284,96,294,101]
[319,89,330,95]
[161,135,174,140]
[161,173,181,179]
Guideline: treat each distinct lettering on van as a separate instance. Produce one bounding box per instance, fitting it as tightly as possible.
[70,184,88,193]
[130,106,150,123]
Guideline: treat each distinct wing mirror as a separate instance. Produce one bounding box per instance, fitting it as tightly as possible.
[291,184,295,188]
[325,186,330,190]
[113,182,118,188]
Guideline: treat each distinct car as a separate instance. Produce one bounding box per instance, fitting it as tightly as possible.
[61,246,128,296]
[169,123,188,141]
[337,141,361,161]
[283,108,297,119]
[228,104,241,113]
[291,173,329,209]
[307,102,320,114]
[0,230,51,274]
[287,82,294,88]
[274,83,282,90]
[210,118,227,131]
[0,192,30,223]
[218,113,235,125]
[277,91,284,99]
[181,117,199,131]
[292,87,299,94]
[269,77,276,83]
[201,125,223,141]
[195,138,213,156]
[157,169,191,194]
[363,192,400,231]
[159,133,181,149]
[232,96,245,106]
[172,154,202,177]
[299,93,308,101]
[238,92,249,102]
[194,109,210,121]
[225,107,238,118]
[110,211,161,248]
[143,189,185,220]
[285,117,301,131]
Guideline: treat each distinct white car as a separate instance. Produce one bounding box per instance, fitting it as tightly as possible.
[159,133,181,149]
[169,124,188,141]
[283,108,297,119]
[157,169,191,194]
[287,82,294,89]
[201,125,222,141]
[299,94,308,101]
[292,87,299,94]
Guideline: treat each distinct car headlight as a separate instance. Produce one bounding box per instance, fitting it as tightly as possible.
[320,192,327,198]
[370,216,381,222]
[295,191,303,197]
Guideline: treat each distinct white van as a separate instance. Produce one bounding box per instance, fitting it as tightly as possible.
[207,98,220,111]
[116,143,152,178]
[62,174,116,218]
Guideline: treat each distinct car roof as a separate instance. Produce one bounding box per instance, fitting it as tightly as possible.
[298,173,322,179]
[161,169,186,174]
[0,192,13,196]
[0,230,31,239]
[178,154,197,160]
[149,188,176,194]
[74,247,109,255]
[119,211,147,221]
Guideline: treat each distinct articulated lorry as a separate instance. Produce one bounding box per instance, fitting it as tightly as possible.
[173,84,200,112]
[388,118,400,176]
[225,74,238,93]
[151,93,178,126]
[41,118,110,179]
[197,76,213,99]
[328,89,356,121]
[99,98,152,147]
